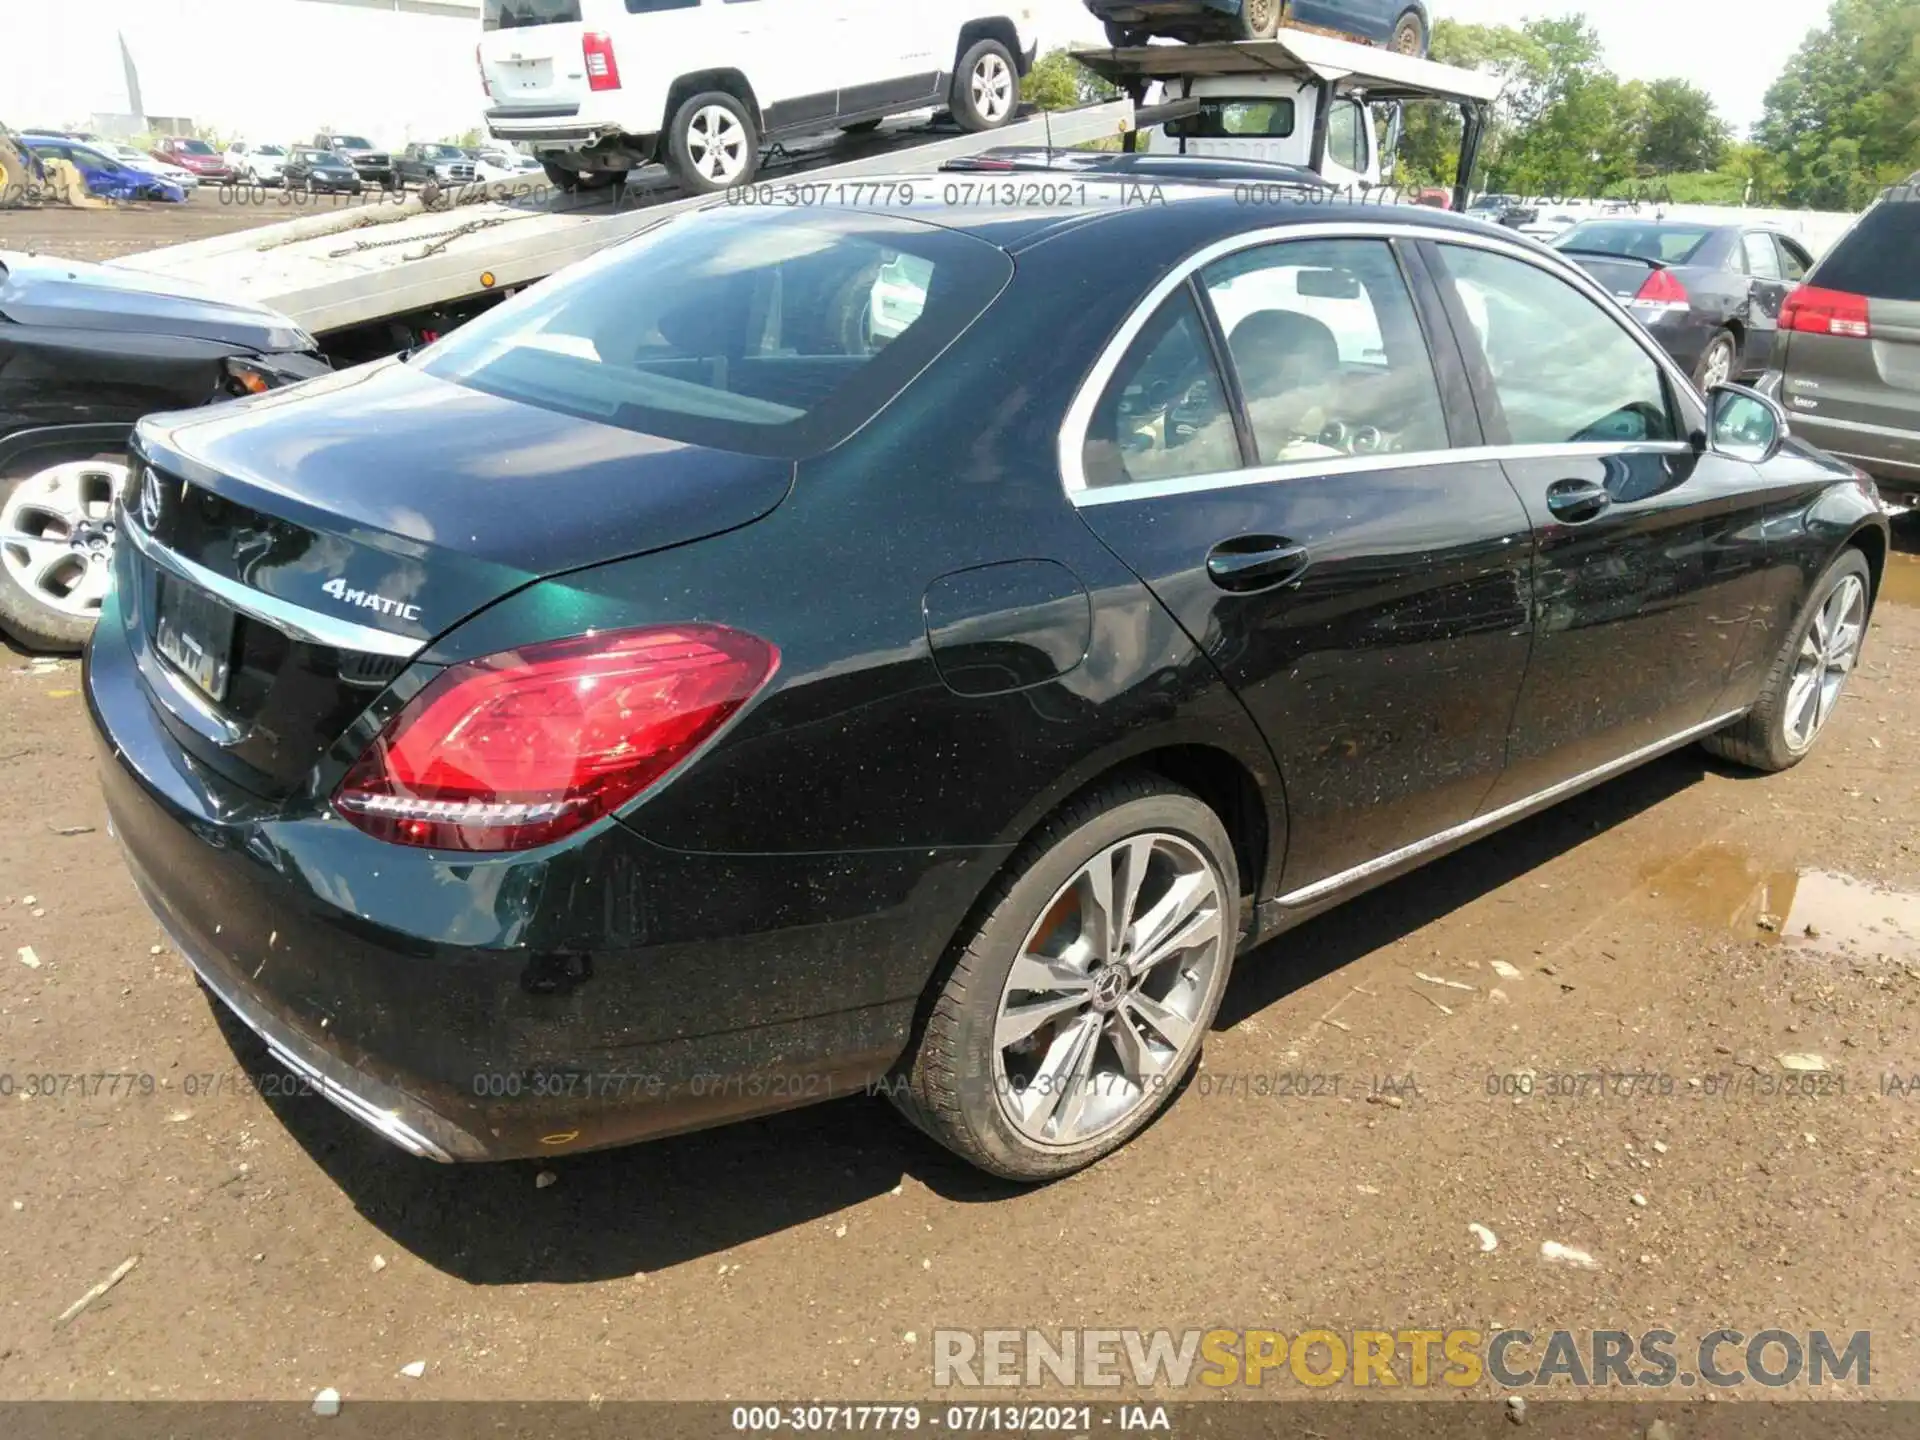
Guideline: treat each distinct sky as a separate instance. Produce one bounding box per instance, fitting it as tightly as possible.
[2,1,1824,143]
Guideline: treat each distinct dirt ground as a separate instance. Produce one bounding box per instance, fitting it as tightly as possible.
[0,193,313,263]
[0,525,1913,1410]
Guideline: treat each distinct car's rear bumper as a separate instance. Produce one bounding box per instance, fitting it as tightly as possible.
[85,592,983,1162]
[1780,412,1920,496]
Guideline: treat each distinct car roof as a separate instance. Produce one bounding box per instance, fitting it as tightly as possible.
[740,174,1522,258]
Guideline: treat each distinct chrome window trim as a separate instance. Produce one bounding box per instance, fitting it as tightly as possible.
[1276,707,1748,908]
[1058,219,1706,506]
[121,519,425,660]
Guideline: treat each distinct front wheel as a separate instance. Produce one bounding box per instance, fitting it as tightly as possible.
[951,39,1021,131]
[1390,8,1428,55]
[891,776,1239,1180]
[0,453,130,652]
[1234,0,1283,39]
[1702,548,1872,772]
[666,92,759,192]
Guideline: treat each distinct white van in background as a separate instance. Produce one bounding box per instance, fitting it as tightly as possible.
[479,0,1041,194]
[1144,71,1380,192]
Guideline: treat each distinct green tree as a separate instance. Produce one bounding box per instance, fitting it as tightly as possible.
[1028,49,1119,111]
[1638,78,1729,173]
[1756,0,1920,207]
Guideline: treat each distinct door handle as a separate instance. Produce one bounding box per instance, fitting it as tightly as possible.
[1206,536,1310,592]
[1545,478,1611,523]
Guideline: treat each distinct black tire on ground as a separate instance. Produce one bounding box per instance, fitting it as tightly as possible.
[889,774,1240,1180]
[0,452,127,653]
[1702,546,1874,773]
[1693,328,1738,390]
[840,118,883,135]
[540,158,619,192]
[1391,8,1427,54]
[1234,0,1283,40]
[665,90,760,192]
[951,39,1022,132]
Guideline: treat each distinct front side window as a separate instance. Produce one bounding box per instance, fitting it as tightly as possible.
[1082,291,1240,490]
[1202,238,1448,465]
[1326,99,1366,174]
[417,208,1012,458]
[1439,245,1678,446]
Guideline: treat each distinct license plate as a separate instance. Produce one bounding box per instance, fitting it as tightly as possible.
[154,572,237,703]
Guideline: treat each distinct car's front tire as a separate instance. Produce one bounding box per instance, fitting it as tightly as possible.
[0,452,129,652]
[1703,547,1873,773]
[951,39,1021,131]
[892,776,1239,1180]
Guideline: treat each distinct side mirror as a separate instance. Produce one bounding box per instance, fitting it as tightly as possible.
[1706,382,1788,464]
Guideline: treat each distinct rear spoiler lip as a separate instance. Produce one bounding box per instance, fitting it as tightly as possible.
[1555,247,1669,269]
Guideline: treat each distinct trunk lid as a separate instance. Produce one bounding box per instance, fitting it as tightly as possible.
[1556,249,1665,303]
[122,358,793,797]
[480,0,595,114]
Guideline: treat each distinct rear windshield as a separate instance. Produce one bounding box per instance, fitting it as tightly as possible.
[416,208,1013,459]
[1555,222,1714,263]
[484,0,583,27]
[1809,197,1920,301]
[176,139,214,155]
[333,136,374,150]
[1166,97,1297,140]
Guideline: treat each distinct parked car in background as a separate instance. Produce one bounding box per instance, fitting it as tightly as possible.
[150,136,235,183]
[1553,219,1814,389]
[18,136,188,203]
[314,133,398,189]
[1087,0,1429,53]
[282,146,365,195]
[395,142,478,189]
[479,0,1037,193]
[87,187,1884,1181]
[231,143,290,185]
[0,252,327,651]
[1762,180,1920,501]
[100,142,200,191]
[474,146,543,183]
[1516,209,1580,243]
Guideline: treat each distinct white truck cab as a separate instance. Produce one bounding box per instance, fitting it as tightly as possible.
[479,0,1041,195]
[1142,73,1379,191]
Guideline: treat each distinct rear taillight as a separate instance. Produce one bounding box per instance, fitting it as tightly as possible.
[335,624,777,852]
[583,31,622,91]
[1629,267,1689,311]
[477,43,492,99]
[1781,283,1871,339]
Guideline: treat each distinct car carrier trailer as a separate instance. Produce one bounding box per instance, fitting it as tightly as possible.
[103,29,1499,366]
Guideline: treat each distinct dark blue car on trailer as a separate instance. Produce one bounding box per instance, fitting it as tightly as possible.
[1085,0,1430,54]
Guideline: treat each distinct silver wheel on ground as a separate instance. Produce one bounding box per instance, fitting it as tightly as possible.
[1783,571,1866,753]
[1695,330,1736,390]
[1702,546,1873,773]
[890,775,1240,1180]
[994,833,1227,1148]
[0,456,128,651]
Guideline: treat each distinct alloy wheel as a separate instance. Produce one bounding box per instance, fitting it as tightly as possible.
[0,459,128,620]
[1783,573,1865,752]
[992,832,1227,1148]
[971,54,1014,124]
[1701,339,1733,389]
[687,105,749,185]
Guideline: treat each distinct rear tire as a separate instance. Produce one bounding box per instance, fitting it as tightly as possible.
[1103,20,1147,46]
[1390,8,1427,55]
[1234,0,1283,39]
[1702,547,1872,773]
[951,39,1021,131]
[540,158,619,192]
[1694,328,1738,390]
[0,451,129,653]
[666,91,760,192]
[891,776,1239,1180]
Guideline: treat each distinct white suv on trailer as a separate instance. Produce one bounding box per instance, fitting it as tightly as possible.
[479,0,1039,193]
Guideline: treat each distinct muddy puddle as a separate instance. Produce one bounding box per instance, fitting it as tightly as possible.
[1647,842,1920,963]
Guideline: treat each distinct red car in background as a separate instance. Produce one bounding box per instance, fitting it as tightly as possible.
[149,136,234,182]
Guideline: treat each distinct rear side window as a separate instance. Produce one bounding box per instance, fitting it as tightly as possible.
[1809,199,1920,301]
[1082,291,1241,489]
[483,0,583,27]
[417,208,1012,459]
[1742,233,1783,280]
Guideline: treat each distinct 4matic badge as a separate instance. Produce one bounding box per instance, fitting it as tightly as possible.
[321,577,422,622]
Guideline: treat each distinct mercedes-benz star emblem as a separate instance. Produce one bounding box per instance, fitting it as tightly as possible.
[138,467,165,532]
